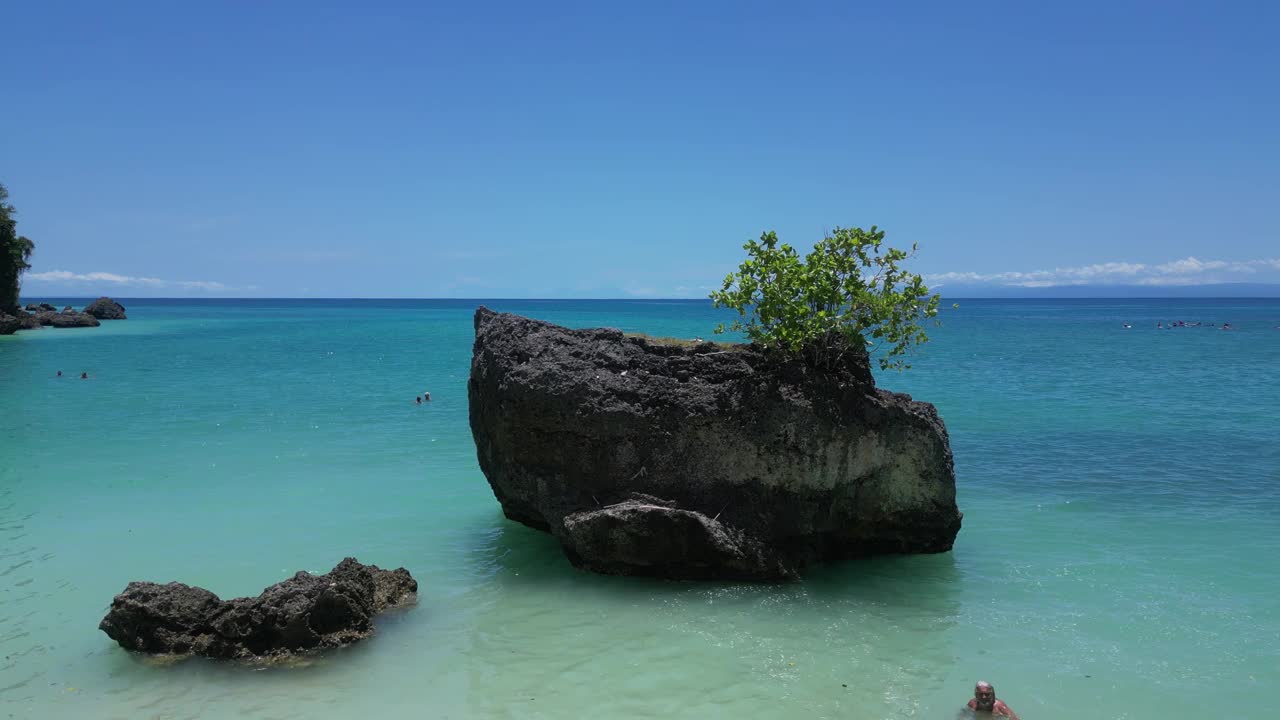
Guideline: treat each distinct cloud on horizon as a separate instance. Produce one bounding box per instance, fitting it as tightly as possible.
[25,270,234,292]
[929,256,1280,288]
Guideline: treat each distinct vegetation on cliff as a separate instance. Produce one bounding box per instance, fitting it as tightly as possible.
[710,226,940,370]
[0,182,35,314]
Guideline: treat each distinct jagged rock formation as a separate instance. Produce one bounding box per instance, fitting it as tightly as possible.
[42,309,100,328]
[99,558,417,659]
[2,297,125,334]
[468,307,962,582]
[84,296,127,319]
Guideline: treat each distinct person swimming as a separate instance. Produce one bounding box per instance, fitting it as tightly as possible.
[415,396,422,405]
[80,372,88,379]
[423,391,431,402]
[966,681,1019,718]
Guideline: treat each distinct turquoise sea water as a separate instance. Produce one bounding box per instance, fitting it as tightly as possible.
[2,298,1278,720]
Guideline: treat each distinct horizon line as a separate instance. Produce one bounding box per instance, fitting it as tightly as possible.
[18,294,1280,301]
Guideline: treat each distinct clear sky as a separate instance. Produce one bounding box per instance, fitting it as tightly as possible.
[4,1,1278,298]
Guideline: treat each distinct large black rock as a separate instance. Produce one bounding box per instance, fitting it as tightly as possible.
[468,307,962,582]
[99,558,417,659]
[84,296,127,320]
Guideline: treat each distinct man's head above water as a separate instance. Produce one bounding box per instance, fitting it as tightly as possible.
[967,681,1018,718]
[973,681,996,711]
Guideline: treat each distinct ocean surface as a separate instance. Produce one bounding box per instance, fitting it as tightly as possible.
[2,298,1278,720]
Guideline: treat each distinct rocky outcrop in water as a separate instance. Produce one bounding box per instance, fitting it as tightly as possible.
[99,558,417,659]
[468,307,962,582]
[84,296,127,320]
[1,298,125,334]
[43,309,100,328]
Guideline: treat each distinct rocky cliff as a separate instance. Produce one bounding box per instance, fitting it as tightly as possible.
[467,307,962,581]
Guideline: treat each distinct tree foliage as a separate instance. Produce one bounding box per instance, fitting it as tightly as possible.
[710,226,940,371]
[0,182,35,314]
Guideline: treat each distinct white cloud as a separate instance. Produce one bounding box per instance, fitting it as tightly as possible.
[26,270,231,292]
[929,256,1280,288]
[1152,257,1230,274]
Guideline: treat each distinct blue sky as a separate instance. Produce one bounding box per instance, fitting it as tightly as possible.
[4,1,1278,298]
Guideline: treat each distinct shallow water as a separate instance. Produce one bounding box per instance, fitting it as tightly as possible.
[2,298,1278,719]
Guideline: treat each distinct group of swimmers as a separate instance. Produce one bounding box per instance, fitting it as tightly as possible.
[1121,321,1234,329]
[1157,320,1230,329]
[414,391,432,405]
[55,370,89,379]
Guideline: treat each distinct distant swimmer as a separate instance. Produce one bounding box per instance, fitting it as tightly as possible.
[1223,323,1233,330]
[415,396,422,405]
[80,372,88,379]
[423,391,431,402]
[1122,323,1131,329]
[57,370,62,377]
[967,681,1019,718]
[1157,322,1163,328]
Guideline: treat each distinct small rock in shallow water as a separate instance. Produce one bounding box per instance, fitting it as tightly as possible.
[99,558,416,659]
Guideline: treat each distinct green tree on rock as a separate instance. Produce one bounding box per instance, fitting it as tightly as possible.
[710,226,940,371]
[0,182,36,314]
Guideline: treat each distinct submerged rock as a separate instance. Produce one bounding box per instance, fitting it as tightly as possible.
[561,495,796,581]
[99,558,417,659]
[84,296,127,320]
[468,307,962,581]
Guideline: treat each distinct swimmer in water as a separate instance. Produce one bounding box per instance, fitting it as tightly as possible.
[80,372,88,379]
[967,681,1019,718]
[415,396,422,405]
[423,391,431,402]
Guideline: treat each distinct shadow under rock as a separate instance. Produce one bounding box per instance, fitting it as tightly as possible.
[802,551,964,612]
[463,510,964,609]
